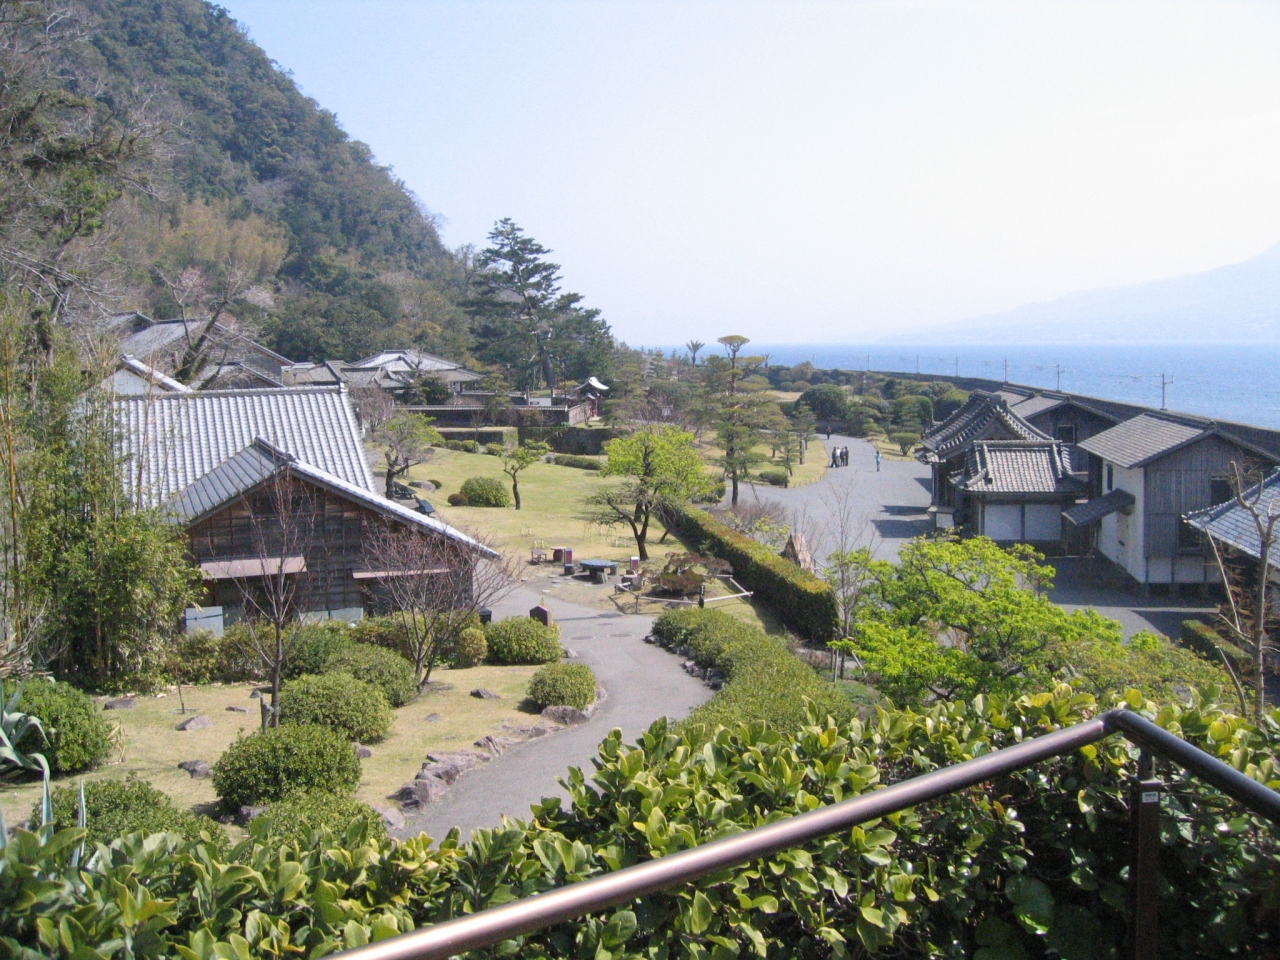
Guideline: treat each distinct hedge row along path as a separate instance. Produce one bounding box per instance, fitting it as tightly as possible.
[398,584,712,841]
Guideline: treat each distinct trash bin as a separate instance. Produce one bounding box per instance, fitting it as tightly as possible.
[479,608,492,625]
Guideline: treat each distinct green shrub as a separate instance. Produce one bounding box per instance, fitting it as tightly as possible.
[38,778,227,852]
[251,791,388,848]
[1179,619,1249,670]
[349,613,416,658]
[527,662,596,710]
[278,672,392,742]
[460,439,480,453]
[552,454,601,470]
[323,645,417,707]
[757,468,789,487]
[460,476,510,507]
[283,621,353,679]
[427,478,443,490]
[168,628,259,685]
[444,440,466,451]
[485,617,563,665]
[17,680,111,775]
[453,627,487,668]
[484,442,504,456]
[212,724,361,811]
[890,431,921,455]
[665,505,838,640]
[447,492,469,506]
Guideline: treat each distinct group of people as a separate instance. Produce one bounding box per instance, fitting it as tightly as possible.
[829,445,851,467]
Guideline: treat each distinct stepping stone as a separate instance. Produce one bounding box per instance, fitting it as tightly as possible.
[352,743,373,758]
[176,715,211,732]
[103,698,135,710]
[470,688,502,700]
[177,759,212,778]
[423,713,443,723]
[225,705,249,713]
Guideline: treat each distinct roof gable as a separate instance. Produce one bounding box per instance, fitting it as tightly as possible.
[1185,471,1280,568]
[1077,413,1210,468]
[952,440,1086,495]
[921,391,1049,461]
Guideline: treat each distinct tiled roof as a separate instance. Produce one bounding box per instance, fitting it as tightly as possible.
[168,439,495,555]
[1077,413,1208,468]
[952,441,1086,495]
[920,391,1049,461]
[1185,471,1280,568]
[114,386,375,507]
[1063,488,1136,526]
[352,349,464,372]
[1009,395,1064,418]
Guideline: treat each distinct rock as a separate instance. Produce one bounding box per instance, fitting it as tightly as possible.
[542,704,591,726]
[225,705,249,713]
[249,689,262,699]
[642,634,656,644]
[417,761,464,784]
[423,712,443,723]
[474,734,518,757]
[470,688,502,700]
[394,777,447,807]
[238,805,267,824]
[372,805,405,831]
[426,750,489,770]
[422,681,454,694]
[353,744,373,759]
[506,723,550,740]
[103,697,135,710]
[176,714,212,732]
[177,759,212,778]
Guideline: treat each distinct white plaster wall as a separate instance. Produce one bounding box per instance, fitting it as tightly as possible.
[1098,463,1145,582]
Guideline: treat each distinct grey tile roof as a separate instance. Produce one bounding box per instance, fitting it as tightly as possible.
[1063,488,1136,526]
[114,386,375,507]
[352,349,464,372]
[952,441,1086,495]
[1077,413,1208,468]
[1009,395,1064,418]
[920,391,1049,461]
[1185,472,1280,568]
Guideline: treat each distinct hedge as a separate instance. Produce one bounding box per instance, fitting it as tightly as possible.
[17,680,112,775]
[651,608,851,745]
[552,454,601,470]
[278,672,393,742]
[485,617,563,665]
[664,504,838,640]
[251,791,388,847]
[1180,619,1249,671]
[39,778,227,853]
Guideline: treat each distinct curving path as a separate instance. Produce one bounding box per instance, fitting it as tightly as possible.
[396,583,712,841]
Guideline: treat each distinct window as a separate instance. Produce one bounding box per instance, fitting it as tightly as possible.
[1178,519,1202,552]
[1210,476,1233,506]
[1106,465,1113,492]
[1054,425,1078,445]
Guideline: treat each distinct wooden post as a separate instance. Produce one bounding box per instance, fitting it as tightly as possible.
[1129,750,1161,960]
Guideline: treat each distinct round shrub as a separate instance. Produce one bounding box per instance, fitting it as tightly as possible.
[38,778,227,853]
[484,443,504,456]
[17,680,111,775]
[447,492,469,506]
[452,627,487,668]
[212,723,361,811]
[484,617,563,665]
[527,662,596,710]
[758,468,789,487]
[251,790,387,847]
[460,476,510,507]
[427,479,443,490]
[284,621,353,679]
[348,613,415,658]
[324,645,417,707]
[278,672,392,742]
[168,628,258,684]
[460,439,481,453]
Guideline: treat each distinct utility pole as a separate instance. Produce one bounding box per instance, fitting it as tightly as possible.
[1160,374,1172,410]
[1004,359,1009,382]
[916,355,920,375]
[1055,364,1062,391]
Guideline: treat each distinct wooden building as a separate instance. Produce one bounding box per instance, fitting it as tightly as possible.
[949,440,1086,545]
[110,312,290,389]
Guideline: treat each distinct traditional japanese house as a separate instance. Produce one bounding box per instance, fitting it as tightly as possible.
[949,440,1087,545]
[111,312,290,389]
[1184,470,1280,589]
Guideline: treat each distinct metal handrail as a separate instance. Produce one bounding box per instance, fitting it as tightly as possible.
[339,709,1280,960]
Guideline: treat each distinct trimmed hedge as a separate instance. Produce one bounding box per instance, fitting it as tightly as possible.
[757,468,789,487]
[323,645,417,707]
[485,617,564,665]
[279,672,393,742]
[460,476,510,507]
[252,791,388,847]
[527,662,597,710]
[552,454,601,470]
[652,608,851,745]
[168,628,259,684]
[453,627,487,668]
[664,504,838,640]
[38,778,227,853]
[17,680,112,775]
[212,724,361,811]
[1180,619,1249,671]
[283,622,353,679]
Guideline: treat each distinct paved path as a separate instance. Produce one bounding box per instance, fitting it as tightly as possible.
[396,584,711,841]
[744,435,932,562]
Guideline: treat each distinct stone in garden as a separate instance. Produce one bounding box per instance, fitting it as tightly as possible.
[470,688,502,700]
[417,761,464,784]
[103,698,135,710]
[506,723,550,740]
[176,715,212,731]
[423,712,443,723]
[474,734,518,757]
[353,743,373,759]
[394,777,447,807]
[249,690,262,699]
[427,750,488,771]
[225,705,249,713]
[373,805,405,831]
[542,704,591,726]
[529,604,552,626]
[178,759,212,778]
[238,805,267,823]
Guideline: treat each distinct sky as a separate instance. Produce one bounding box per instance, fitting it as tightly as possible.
[218,1,1280,346]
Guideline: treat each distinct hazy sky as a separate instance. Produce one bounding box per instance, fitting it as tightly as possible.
[218,1,1280,345]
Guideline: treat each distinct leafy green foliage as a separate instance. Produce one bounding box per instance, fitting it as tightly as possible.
[16,681,111,775]
[889,431,921,455]
[251,791,388,849]
[38,777,227,853]
[452,627,487,668]
[0,680,49,782]
[323,645,417,708]
[552,454,601,470]
[460,476,511,507]
[665,504,839,640]
[279,621,352,680]
[757,468,789,486]
[211,724,361,811]
[527,663,597,710]
[166,628,259,685]
[484,617,563,665]
[797,383,850,420]
[278,672,392,743]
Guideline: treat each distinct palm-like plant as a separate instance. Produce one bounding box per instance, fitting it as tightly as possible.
[685,340,705,365]
[0,679,50,783]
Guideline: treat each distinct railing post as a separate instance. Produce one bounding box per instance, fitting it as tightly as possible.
[1129,749,1161,960]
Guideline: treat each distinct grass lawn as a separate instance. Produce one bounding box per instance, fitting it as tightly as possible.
[0,664,541,830]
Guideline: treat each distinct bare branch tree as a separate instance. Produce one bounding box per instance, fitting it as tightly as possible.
[365,525,516,688]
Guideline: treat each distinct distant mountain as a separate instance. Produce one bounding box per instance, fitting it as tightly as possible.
[925,242,1280,342]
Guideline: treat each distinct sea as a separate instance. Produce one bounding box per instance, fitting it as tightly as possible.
[659,342,1280,430]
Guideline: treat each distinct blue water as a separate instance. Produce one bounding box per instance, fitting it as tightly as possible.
[678,342,1280,430]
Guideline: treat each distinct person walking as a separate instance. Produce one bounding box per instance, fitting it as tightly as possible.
[830,446,840,469]
[874,448,882,472]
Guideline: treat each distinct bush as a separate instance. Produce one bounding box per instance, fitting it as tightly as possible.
[484,443,504,456]
[552,454,601,470]
[890,431,921,455]
[251,791,388,847]
[757,468,789,487]
[444,440,465,451]
[664,505,838,641]
[485,617,563,665]
[17,680,112,775]
[168,628,258,684]
[527,662,597,710]
[38,778,227,852]
[460,476,510,507]
[651,608,851,746]
[348,613,414,657]
[1179,619,1249,670]
[212,723,361,811]
[283,621,353,679]
[447,492,469,506]
[453,627,487,668]
[278,673,393,742]
[427,479,443,490]
[797,383,849,420]
[461,439,480,453]
[323,644,417,707]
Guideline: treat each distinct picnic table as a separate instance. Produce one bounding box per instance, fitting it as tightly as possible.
[578,559,619,583]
